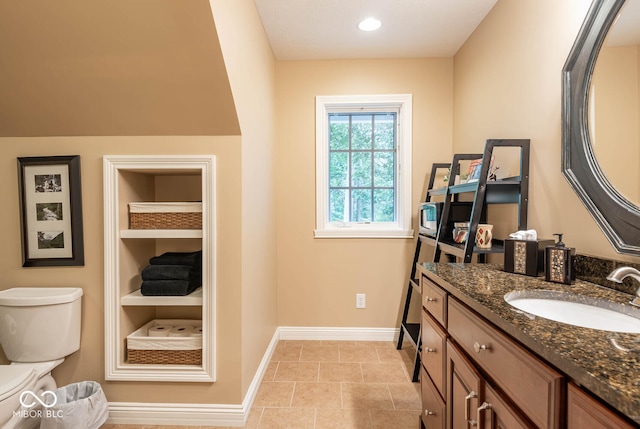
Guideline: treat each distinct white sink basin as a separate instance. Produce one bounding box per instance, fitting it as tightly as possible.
[504,290,640,333]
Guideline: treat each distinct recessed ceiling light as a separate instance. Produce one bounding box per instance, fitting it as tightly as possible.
[358,17,382,32]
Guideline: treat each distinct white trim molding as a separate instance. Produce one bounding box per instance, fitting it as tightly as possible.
[315,94,414,239]
[103,155,216,383]
[104,326,401,426]
[106,402,245,427]
[277,326,399,342]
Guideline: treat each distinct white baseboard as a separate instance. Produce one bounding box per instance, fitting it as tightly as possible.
[277,326,399,341]
[105,326,401,426]
[106,402,246,426]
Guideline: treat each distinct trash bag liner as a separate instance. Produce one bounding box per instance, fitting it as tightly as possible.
[40,381,108,429]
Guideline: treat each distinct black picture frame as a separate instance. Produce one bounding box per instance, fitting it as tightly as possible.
[18,155,85,267]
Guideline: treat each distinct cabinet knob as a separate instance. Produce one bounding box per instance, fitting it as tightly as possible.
[473,341,489,353]
[424,347,436,353]
[424,410,435,417]
[425,297,436,302]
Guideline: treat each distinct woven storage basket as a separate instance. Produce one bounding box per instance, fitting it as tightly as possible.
[127,319,202,365]
[128,348,202,365]
[129,202,202,230]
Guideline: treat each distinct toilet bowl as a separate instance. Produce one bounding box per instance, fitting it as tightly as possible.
[0,288,83,429]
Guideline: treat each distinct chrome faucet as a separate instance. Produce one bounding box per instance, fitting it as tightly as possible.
[606,266,640,307]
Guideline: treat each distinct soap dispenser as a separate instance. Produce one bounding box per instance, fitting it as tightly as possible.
[545,233,576,285]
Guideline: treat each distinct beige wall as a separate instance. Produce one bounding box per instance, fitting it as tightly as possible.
[275,58,453,327]
[209,0,278,396]
[0,0,239,136]
[0,0,274,407]
[452,0,640,262]
[0,137,245,404]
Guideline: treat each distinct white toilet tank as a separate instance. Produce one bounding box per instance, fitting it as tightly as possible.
[0,288,83,363]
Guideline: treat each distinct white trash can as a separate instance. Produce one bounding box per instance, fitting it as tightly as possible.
[40,381,109,429]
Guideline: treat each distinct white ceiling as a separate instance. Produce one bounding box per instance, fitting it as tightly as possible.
[254,0,498,61]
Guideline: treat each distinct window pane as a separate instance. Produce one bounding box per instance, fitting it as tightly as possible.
[373,151,395,187]
[351,189,372,222]
[330,189,347,222]
[316,95,412,237]
[324,109,401,227]
[374,114,395,149]
[374,189,395,222]
[351,152,372,187]
[330,152,348,187]
[329,115,349,150]
[351,115,372,150]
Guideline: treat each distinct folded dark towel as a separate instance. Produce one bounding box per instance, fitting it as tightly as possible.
[149,250,202,267]
[141,264,201,281]
[140,279,201,296]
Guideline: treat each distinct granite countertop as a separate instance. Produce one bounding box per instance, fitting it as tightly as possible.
[416,262,640,425]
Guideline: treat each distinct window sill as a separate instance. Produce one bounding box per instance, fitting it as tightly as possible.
[314,228,414,239]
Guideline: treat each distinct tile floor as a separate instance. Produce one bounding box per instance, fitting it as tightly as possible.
[100,340,421,429]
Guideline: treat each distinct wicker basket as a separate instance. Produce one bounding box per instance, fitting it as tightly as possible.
[129,202,202,230]
[127,319,202,365]
[128,348,202,365]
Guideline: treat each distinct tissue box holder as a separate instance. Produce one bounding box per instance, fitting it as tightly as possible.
[127,319,202,365]
[504,239,554,277]
[129,202,202,230]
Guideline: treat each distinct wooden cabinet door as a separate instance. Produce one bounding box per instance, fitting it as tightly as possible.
[422,366,446,429]
[422,310,447,398]
[567,383,636,429]
[447,341,483,429]
[478,383,535,429]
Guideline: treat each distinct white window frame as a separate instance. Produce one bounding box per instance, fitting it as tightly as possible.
[315,94,413,238]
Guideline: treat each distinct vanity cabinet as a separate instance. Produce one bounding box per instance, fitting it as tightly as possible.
[448,299,564,428]
[420,270,640,429]
[567,383,636,429]
[420,273,562,429]
[418,264,640,428]
[103,155,216,382]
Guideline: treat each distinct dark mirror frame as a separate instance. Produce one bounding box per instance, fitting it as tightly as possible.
[562,0,640,254]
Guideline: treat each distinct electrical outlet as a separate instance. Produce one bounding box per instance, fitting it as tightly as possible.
[356,293,366,309]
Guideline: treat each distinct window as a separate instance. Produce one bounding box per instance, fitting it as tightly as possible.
[315,94,413,238]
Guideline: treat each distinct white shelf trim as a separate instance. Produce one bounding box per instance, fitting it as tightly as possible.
[121,288,203,306]
[120,229,203,239]
[103,155,216,383]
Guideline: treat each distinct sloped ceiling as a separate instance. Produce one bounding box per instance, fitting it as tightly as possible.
[0,0,239,137]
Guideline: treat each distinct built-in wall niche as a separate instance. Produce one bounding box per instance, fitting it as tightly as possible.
[104,155,216,382]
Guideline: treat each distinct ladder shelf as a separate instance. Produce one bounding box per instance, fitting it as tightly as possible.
[397,139,530,382]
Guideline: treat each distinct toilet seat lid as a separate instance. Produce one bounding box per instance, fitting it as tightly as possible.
[0,365,37,402]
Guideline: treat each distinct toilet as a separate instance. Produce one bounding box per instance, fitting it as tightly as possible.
[0,287,83,429]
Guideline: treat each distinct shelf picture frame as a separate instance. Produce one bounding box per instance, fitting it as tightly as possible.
[18,155,85,267]
[467,158,483,182]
